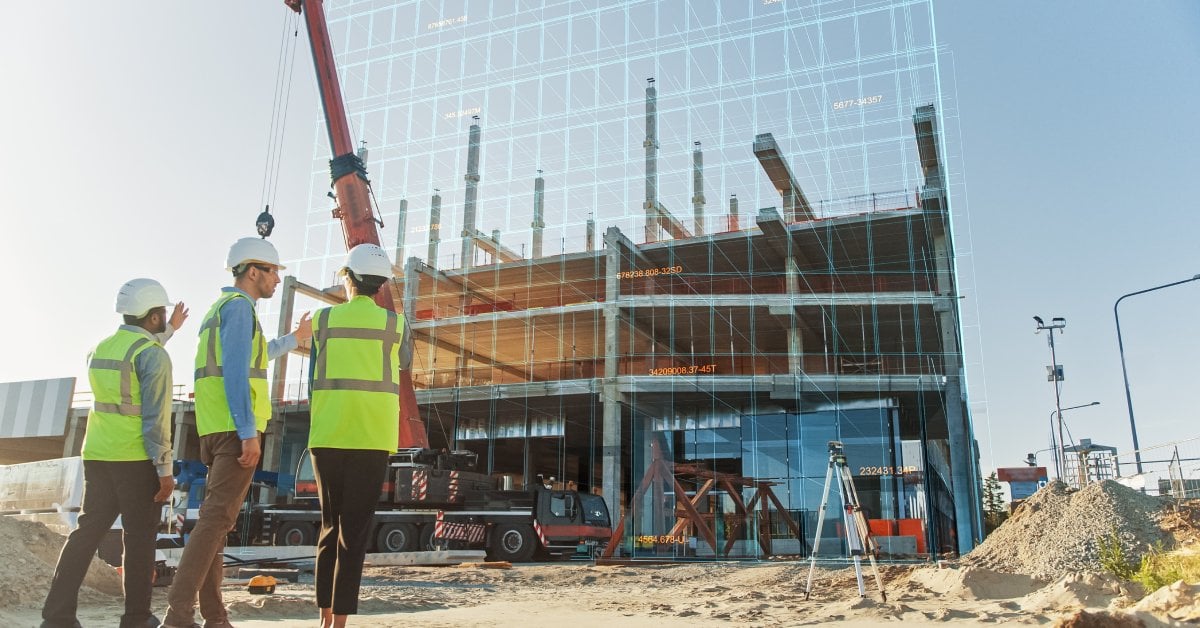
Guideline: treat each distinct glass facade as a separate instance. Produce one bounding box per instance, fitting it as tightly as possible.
[284,0,980,559]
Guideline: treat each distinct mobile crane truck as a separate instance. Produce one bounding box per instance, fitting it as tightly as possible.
[262,448,611,561]
[235,1,613,562]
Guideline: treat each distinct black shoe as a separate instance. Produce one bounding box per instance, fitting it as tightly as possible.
[119,614,162,628]
[39,621,83,628]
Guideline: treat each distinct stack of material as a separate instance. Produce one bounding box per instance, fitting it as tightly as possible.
[964,480,1167,580]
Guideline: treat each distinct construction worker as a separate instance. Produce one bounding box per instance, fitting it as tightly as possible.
[162,237,311,628]
[308,244,407,628]
[42,279,187,628]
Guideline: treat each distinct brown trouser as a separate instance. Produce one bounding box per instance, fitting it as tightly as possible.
[164,431,256,626]
[42,460,160,628]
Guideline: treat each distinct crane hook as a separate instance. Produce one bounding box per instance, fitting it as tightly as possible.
[256,205,275,238]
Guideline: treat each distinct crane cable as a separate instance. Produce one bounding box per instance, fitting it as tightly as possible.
[257,8,302,236]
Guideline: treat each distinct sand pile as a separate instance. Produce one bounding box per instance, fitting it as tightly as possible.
[908,565,1042,600]
[964,480,1167,580]
[0,515,122,608]
[1127,580,1200,623]
[1019,572,1129,613]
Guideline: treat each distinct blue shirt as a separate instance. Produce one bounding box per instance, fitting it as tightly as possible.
[217,287,297,440]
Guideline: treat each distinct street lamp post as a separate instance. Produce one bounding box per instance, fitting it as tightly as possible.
[1046,401,1100,479]
[1034,316,1067,478]
[1114,274,1200,475]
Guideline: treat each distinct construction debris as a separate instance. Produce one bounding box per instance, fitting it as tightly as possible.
[964,480,1168,580]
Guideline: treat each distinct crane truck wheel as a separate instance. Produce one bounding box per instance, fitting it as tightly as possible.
[417,523,440,551]
[274,521,316,547]
[487,524,537,562]
[374,522,418,553]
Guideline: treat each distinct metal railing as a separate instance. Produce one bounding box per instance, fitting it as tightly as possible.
[1110,435,1200,497]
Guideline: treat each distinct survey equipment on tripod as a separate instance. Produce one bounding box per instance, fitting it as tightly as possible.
[803,440,887,602]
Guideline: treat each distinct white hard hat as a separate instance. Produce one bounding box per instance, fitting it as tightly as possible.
[115,278,171,317]
[226,237,286,272]
[343,244,393,278]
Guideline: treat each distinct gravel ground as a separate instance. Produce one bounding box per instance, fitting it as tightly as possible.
[963,480,1168,580]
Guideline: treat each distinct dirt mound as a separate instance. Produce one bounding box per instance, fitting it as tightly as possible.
[0,515,122,608]
[1128,580,1200,623]
[1053,609,1146,628]
[964,481,1167,580]
[908,566,1042,600]
[1158,503,1200,547]
[1019,572,1126,613]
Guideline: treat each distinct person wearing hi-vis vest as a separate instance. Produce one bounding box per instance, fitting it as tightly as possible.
[162,237,311,628]
[308,244,409,628]
[41,278,188,628]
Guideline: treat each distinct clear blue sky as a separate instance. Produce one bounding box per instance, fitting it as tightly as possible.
[1,2,1197,483]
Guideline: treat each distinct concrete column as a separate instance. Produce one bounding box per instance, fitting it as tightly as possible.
[692,142,705,236]
[933,232,978,554]
[272,276,297,404]
[428,191,442,267]
[461,121,482,269]
[728,194,739,232]
[402,257,420,322]
[395,198,408,264]
[601,227,624,527]
[532,173,545,258]
[261,275,298,503]
[643,80,659,243]
[586,215,596,252]
[786,257,804,375]
[260,412,284,504]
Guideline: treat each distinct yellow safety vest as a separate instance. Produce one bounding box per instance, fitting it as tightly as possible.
[309,296,402,452]
[81,329,160,461]
[194,291,270,436]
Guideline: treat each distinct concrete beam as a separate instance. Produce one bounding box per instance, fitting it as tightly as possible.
[622,293,941,309]
[650,202,693,241]
[753,132,815,222]
[467,228,522,263]
[292,279,347,306]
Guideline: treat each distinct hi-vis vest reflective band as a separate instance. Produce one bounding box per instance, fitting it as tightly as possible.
[309,296,402,452]
[81,329,159,461]
[194,292,270,436]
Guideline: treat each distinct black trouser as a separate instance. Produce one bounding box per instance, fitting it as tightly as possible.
[42,460,161,628]
[311,448,388,615]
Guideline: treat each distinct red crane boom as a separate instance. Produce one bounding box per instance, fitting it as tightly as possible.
[285,0,428,449]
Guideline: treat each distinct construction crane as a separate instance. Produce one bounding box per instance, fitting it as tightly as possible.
[284,0,427,449]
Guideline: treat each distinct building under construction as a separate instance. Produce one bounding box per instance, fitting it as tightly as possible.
[269,0,982,558]
[7,0,977,559]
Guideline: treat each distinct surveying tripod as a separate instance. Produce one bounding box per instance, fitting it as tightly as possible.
[803,441,887,602]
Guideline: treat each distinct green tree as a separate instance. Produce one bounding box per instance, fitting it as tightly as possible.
[983,471,1008,535]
